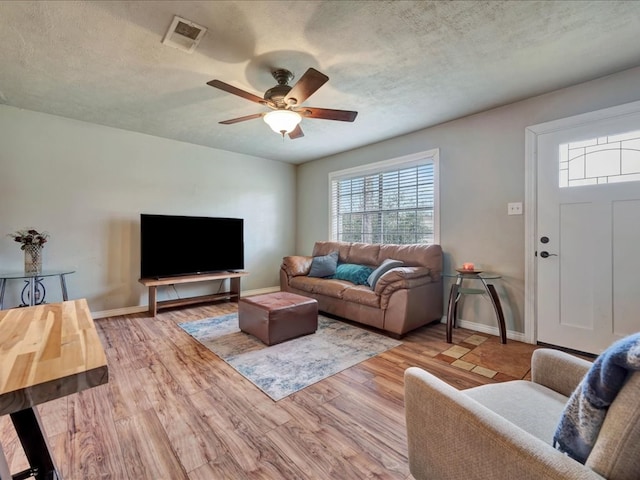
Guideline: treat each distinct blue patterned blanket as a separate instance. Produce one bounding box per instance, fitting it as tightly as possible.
[553,332,640,463]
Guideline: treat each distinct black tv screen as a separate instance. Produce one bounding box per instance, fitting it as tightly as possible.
[140,214,244,278]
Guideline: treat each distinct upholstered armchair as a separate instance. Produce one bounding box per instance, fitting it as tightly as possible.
[404,348,640,479]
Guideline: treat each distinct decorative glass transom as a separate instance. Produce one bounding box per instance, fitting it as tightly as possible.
[559,129,640,188]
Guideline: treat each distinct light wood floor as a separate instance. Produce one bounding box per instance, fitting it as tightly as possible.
[0,301,539,479]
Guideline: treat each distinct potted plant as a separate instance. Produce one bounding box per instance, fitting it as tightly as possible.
[8,228,50,273]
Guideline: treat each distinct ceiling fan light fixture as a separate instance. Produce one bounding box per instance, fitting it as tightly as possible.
[263,110,302,136]
[208,67,357,139]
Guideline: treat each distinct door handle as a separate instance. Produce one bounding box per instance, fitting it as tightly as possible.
[540,251,558,258]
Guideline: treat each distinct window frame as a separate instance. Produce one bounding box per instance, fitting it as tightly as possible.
[327,149,440,245]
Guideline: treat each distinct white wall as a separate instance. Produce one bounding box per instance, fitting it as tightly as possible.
[296,66,640,335]
[0,106,295,314]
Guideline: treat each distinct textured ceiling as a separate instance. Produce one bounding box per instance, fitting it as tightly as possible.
[1,1,640,164]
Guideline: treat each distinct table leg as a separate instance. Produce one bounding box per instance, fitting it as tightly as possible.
[0,279,5,310]
[10,407,61,480]
[486,283,507,344]
[229,277,241,301]
[446,283,460,343]
[0,443,11,480]
[148,286,157,316]
[59,274,69,301]
[29,279,36,307]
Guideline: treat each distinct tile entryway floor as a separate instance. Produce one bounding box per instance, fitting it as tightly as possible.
[435,332,538,381]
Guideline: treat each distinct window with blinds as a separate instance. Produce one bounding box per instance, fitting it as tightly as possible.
[329,150,439,245]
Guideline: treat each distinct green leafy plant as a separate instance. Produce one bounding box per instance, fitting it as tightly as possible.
[8,228,50,250]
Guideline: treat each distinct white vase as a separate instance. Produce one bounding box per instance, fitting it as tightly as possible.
[24,244,43,274]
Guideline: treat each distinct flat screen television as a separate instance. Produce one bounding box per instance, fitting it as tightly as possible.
[140,214,244,278]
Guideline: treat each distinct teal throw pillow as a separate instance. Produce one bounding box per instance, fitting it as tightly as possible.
[333,263,374,286]
[367,259,403,288]
[308,251,339,277]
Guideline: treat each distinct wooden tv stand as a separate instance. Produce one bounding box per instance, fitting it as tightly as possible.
[138,271,249,316]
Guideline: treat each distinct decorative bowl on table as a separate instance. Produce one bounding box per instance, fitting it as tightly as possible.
[456,268,483,274]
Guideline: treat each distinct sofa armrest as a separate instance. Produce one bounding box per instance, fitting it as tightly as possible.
[531,348,592,397]
[373,266,432,293]
[404,367,602,480]
[281,255,313,278]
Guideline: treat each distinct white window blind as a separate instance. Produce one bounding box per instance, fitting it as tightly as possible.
[329,151,438,245]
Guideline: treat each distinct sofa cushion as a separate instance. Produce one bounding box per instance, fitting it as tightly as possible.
[313,242,352,263]
[367,258,403,288]
[308,251,338,277]
[289,276,351,298]
[312,241,442,274]
[379,243,441,270]
[312,279,352,298]
[465,380,568,444]
[333,263,374,285]
[342,242,381,265]
[342,286,380,308]
[289,276,319,294]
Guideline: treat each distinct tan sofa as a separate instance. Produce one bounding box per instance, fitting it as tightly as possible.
[280,241,443,336]
[404,348,640,479]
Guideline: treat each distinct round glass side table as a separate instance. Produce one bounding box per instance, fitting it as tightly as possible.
[442,271,506,344]
[0,270,75,309]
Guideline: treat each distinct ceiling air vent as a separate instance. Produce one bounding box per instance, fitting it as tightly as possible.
[162,15,207,53]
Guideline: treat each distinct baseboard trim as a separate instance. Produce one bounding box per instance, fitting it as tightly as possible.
[91,286,281,319]
[439,316,528,343]
[92,305,148,319]
[243,286,281,296]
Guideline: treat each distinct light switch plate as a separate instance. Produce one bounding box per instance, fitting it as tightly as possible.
[508,202,523,215]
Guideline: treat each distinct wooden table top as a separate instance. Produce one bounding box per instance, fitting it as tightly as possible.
[0,299,108,416]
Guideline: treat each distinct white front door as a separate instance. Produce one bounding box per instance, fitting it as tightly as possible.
[536,112,640,354]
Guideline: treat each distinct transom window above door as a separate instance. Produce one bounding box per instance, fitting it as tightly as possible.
[329,150,439,245]
[559,129,640,187]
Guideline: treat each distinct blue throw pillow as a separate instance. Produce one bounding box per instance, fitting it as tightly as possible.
[308,251,339,277]
[332,263,374,286]
[367,259,404,288]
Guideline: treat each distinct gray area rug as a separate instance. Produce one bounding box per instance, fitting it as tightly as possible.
[178,313,402,401]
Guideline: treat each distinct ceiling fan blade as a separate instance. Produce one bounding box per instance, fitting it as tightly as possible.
[219,113,265,125]
[299,107,358,122]
[284,68,329,106]
[207,79,266,104]
[288,124,304,139]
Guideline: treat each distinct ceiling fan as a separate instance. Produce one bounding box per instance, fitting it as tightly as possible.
[207,68,358,139]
